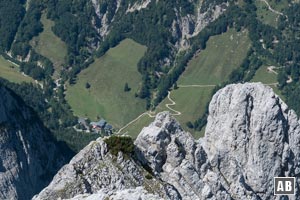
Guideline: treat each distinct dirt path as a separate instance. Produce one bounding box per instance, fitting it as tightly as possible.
[267,66,278,75]
[117,90,183,134]
[117,82,279,134]
[264,83,278,86]
[119,84,216,133]
[261,0,284,16]
[165,91,181,116]
[117,111,156,134]
[7,59,19,67]
[178,84,216,88]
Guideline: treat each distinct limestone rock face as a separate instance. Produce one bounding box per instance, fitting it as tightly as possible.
[0,86,67,200]
[67,187,164,200]
[135,83,300,199]
[34,83,300,199]
[171,2,228,49]
[203,83,300,199]
[90,0,228,50]
[33,138,177,200]
[135,112,231,200]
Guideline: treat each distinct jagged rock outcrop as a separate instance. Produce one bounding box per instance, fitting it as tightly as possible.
[172,2,228,49]
[135,111,231,199]
[91,0,122,38]
[33,138,179,200]
[126,0,152,13]
[67,187,164,200]
[91,0,228,50]
[0,86,68,200]
[202,83,300,199]
[34,83,300,199]
[135,83,300,199]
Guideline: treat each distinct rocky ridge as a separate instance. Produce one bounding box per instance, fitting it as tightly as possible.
[90,0,228,50]
[0,86,68,200]
[172,2,228,49]
[34,83,300,199]
[126,0,152,13]
[33,138,179,200]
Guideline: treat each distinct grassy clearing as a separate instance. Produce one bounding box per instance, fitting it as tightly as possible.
[179,29,251,85]
[123,29,251,139]
[162,29,251,138]
[66,39,147,128]
[267,0,289,12]
[121,114,154,139]
[30,13,67,73]
[0,56,33,83]
[256,0,279,27]
[250,65,285,100]
[156,87,213,139]
[251,65,277,84]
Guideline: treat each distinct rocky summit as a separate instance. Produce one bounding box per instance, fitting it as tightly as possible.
[34,83,300,199]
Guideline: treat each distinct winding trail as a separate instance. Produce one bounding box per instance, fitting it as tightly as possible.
[261,0,284,16]
[165,91,181,116]
[267,66,278,75]
[117,85,212,134]
[7,59,19,67]
[117,111,156,134]
[117,82,279,134]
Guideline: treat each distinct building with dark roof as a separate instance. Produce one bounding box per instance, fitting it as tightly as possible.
[90,119,107,128]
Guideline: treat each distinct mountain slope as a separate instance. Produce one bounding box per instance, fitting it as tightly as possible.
[0,85,69,200]
[34,83,300,199]
[32,137,180,199]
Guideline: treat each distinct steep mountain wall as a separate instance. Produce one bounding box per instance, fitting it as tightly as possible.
[0,86,68,200]
[135,83,300,199]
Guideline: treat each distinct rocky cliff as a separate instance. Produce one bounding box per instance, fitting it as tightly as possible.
[32,138,178,200]
[91,0,228,50]
[171,1,228,49]
[0,86,68,200]
[34,83,300,199]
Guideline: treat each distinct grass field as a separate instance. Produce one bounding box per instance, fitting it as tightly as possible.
[30,13,67,74]
[250,65,285,100]
[267,0,289,12]
[255,0,279,27]
[121,114,154,139]
[179,29,251,85]
[121,29,251,139]
[0,56,33,83]
[66,39,147,128]
[251,65,277,84]
[156,87,213,139]
[155,29,251,138]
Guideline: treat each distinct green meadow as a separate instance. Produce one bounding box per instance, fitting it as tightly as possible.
[179,29,251,85]
[30,13,67,75]
[0,56,33,83]
[66,39,147,128]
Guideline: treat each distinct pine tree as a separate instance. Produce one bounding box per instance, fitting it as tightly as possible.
[124,82,130,92]
[174,82,178,90]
